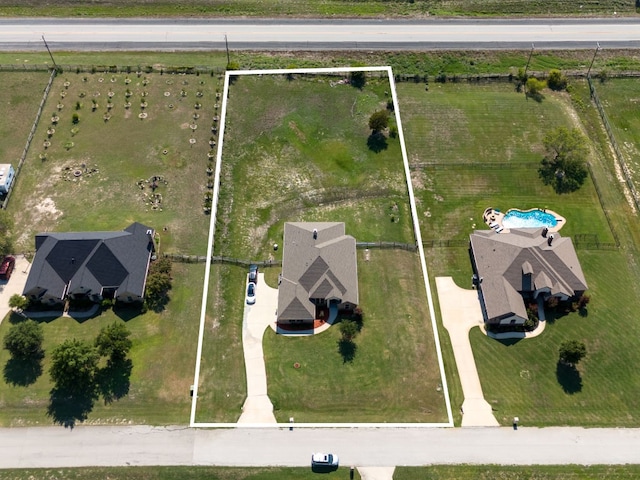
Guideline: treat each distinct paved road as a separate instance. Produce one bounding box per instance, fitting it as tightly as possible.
[1,18,640,51]
[3,425,640,468]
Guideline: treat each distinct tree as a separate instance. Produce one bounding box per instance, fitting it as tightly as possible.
[145,257,173,311]
[538,127,589,194]
[3,320,44,359]
[368,110,389,133]
[526,77,547,96]
[349,70,366,89]
[8,294,29,312]
[49,339,99,395]
[559,340,587,365]
[339,319,358,341]
[547,69,568,91]
[0,210,14,256]
[95,322,132,361]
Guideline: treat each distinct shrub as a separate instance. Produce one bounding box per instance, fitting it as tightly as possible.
[559,340,587,365]
[3,320,44,359]
[547,69,568,91]
[72,113,79,124]
[368,110,389,133]
[526,77,547,95]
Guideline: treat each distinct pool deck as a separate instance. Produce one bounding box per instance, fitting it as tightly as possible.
[483,207,566,233]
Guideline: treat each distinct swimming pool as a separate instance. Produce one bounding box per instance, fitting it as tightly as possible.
[502,208,558,229]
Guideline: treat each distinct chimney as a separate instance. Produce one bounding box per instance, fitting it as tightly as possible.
[313,228,318,240]
[542,227,548,238]
[547,234,554,246]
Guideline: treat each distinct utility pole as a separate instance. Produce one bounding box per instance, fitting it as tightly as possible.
[42,35,58,70]
[224,34,230,65]
[523,43,535,78]
[587,42,601,79]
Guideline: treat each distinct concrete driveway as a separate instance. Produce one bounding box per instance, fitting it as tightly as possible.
[0,255,30,325]
[436,276,499,427]
[237,272,279,424]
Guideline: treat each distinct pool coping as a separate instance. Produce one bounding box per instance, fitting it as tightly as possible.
[483,207,566,233]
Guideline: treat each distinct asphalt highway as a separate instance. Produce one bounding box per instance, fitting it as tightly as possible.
[1,18,639,50]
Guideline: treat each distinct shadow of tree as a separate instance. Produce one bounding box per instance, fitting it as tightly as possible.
[47,385,98,429]
[113,303,144,321]
[3,355,43,386]
[96,358,132,404]
[556,361,583,394]
[526,92,545,103]
[367,132,388,153]
[337,338,357,363]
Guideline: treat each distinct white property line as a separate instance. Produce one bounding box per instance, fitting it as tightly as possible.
[190,66,453,428]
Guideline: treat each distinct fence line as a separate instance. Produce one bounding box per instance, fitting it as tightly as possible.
[356,241,417,251]
[587,76,640,215]
[2,68,57,210]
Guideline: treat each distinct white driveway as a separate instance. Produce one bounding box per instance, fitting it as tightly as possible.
[0,255,30,325]
[436,277,499,427]
[237,273,279,424]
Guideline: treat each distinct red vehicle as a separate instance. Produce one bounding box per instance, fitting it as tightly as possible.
[0,255,15,280]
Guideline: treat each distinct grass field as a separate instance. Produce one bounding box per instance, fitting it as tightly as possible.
[396,80,640,426]
[4,464,640,479]
[0,72,50,172]
[593,78,640,201]
[0,0,635,17]
[194,71,448,423]
[0,263,203,426]
[7,71,220,254]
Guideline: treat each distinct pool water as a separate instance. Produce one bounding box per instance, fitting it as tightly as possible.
[502,209,558,229]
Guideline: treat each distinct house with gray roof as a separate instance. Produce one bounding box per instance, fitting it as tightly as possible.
[23,222,155,306]
[469,227,588,326]
[277,222,358,325]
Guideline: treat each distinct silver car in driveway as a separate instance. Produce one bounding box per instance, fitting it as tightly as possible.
[246,282,256,305]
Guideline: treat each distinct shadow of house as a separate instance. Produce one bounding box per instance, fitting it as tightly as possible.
[23,222,155,308]
[277,222,358,330]
[469,227,587,328]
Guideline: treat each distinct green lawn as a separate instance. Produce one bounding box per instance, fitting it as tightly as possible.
[0,72,50,170]
[0,0,635,17]
[0,263,203,426]
[265,250,446,423]
[593,78,640,200]
[0,466,359,480]
[8,72,220,255]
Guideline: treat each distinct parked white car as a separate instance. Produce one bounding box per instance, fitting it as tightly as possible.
[311,452,339,468]
[246,282,256,305]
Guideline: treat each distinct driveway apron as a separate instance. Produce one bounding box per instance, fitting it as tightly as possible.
[436,276,499,427]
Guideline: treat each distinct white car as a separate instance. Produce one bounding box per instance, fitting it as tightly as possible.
[311,452,339,468]
[246,282,256,305]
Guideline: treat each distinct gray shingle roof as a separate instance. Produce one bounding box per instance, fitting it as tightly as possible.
[470,227,588,323]
[23,222,154,301]
[277,222,358,322]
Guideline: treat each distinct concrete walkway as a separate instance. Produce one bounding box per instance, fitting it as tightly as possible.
[237,273,278,424]
[436,277,499,427]
[0,254,30,325]
[358,466,395,480]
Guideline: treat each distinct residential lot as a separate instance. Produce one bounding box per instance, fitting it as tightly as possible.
[194,72,448,424]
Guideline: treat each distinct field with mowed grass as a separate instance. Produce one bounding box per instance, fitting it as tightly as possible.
[593,78,640,200]
[398,80,640,426]
[0,263,203,426]
[0,0,634,17]
[194,72,448,423]
[0,72,50,169]
[8,71,222,255]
